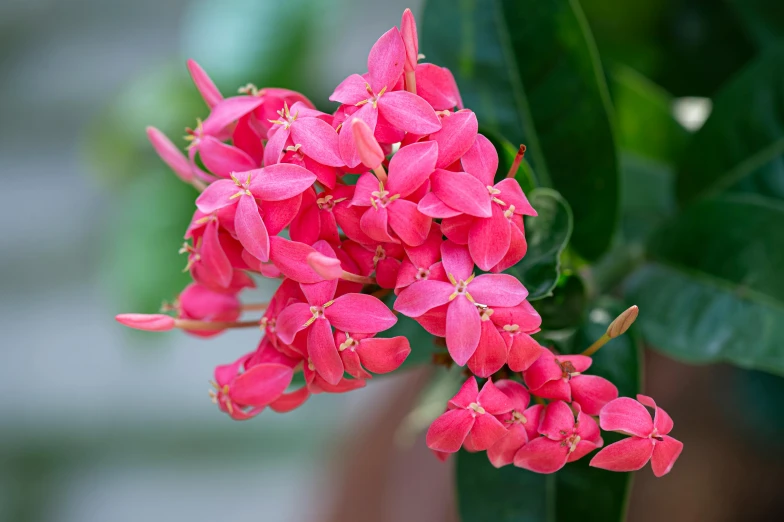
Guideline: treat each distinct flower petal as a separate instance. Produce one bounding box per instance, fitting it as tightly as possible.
[468,320,508,378]
[495,379,531,412]
[326,293,397,333]
[367,27,405,92]
[469,413,509,451]
[340,103,378,168]
[487,424,527,468]
[187,59,223,109]
[468,274,528,307]
[378,90,442,134]
[235,196,270,262]
[195,179,240,213]
[388,199,431,246]
[446,297,481,366]
[599,397,654,438]
[386,141,438,198]
[417,192,462,218]
[495,178,536,215]
[202,96,265,135]
[275,302,313,345]
[638,394,675,435]
[269,237,324,283]
[651,435,683,477]
[461,133,497,186]
[477,379,514,415]
[291,117,343,167]
[590,437,654,472]
[538,400,576,440]
[570,375,619,416]
[230,363,293,407]
[199,136,257,178]
[441,240,474,281]
[415,63,462,111]
[468,206,512,271]
[250,164,317,201]
[308,318,343,386]
[360,206,398,243]
[269,387,310,413]
[430,169,492,218]
[514,437,568,474]
[356,336,411,374]
[330,74,368,105]
[426,409,474,453]
[430,110,478,169]
[507,334,544,372]
[393,280,454,317]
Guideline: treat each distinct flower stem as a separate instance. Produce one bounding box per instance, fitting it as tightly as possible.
[506,144,527,179]
[405,70,417,94]
[174,319,260,331]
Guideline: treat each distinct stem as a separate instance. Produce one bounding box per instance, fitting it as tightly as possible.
[581,333,610,357]
[191,178,207,192]
[405,70,417,94]
[174,318,260,331]
[341,271,376,285]
[505,144,527,178]
[373,165,388,185]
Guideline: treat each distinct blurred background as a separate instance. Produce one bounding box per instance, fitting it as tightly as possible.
[1,0,782,521]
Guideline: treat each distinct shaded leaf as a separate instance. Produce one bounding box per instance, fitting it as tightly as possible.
[677,46,784,203]
[421,0,619,260]
[626,194,784,374]
[507,189,573,300]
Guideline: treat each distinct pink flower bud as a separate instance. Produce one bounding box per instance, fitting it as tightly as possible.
[146,127,194,183]
[351,119,384,169]
[401,8,419,73]
[307,252,343,280]
[115,313,175,331]
[186,59,223,109]
[606,305,639,338]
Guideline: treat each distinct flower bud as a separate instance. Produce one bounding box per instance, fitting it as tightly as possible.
[186,59,223,109]
[146,127,194,182]
[351,119,384,169]
[401,9,419,73]
[116,313,175,331]
[307,252,343,280]
[606,305,639,338]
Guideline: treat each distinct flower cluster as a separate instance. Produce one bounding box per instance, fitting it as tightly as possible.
[116,8,681,477]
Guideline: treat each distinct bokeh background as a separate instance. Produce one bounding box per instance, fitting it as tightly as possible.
[1,0,782,521]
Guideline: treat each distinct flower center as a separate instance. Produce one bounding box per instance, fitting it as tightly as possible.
[310,305,326,320]
[415,267,431,280]
[503,204,516,220]
[270,102,298,129]
[208,381,234,414]
[373,245,387,267]
[557,359,580,380]
[487,185,505,206]
[229,172,253,199]
[317,194,346,212]
[357,83,387,109]
[562,433,581,453]
[339,334,359,352]
[261,316,277,334]
[478,306,494,321]
[510,410,527,424]
[468,402,486,415]
[448,273,476,302]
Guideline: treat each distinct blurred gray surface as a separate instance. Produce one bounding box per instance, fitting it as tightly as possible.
[0,0,420,520]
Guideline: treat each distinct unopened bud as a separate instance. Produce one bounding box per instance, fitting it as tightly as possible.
[351,119,384,169]
[307,252,343,280]
[146,127,194,183]
[401,9,419,73]
[116,313,175,332]
[606,305,639,338]
[186,59,223,109]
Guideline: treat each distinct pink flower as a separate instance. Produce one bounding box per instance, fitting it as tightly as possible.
[330,27,441,167]
[115,313,175,331]
[430,134,537,271]
[265,102,344,170]
[146,126,214,184]
[289,186,369,246]
[350,139,438,246]
[275,242,397,385]
[394,240,528,365]
[395,225,447,293]
[426,377,513,453]
[590,395,683,477]
[490,302,543,372]
[523,349,619,415]
[514,401,603,473]
[486,380,544,468]
[195,164,316,261]
[176,283,240,338]
[210,353,294,421]
[336,331,411,379]
[187,59,223,109]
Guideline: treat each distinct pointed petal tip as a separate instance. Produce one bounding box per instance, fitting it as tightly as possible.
[115,313,175,331]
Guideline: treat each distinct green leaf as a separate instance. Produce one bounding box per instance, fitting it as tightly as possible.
[676,46,784,204]
[533,273,586,330]
[619,153,675,242]
[731,0,784,50]
[506,189,573,301]
[457,298,641,522]
[626,194,784,374]
[610,65,689,166]
[421,0,619,261]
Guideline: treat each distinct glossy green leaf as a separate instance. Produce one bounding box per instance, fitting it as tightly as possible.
[731,0,784,50]
[457,298,641,522]
[676,46,784,203]
[507,189,573,301]
[421,0,619,260]
[533,273,586,330]
[610,65,689,165]
[619,153,675,242]
[626,194,784,374]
